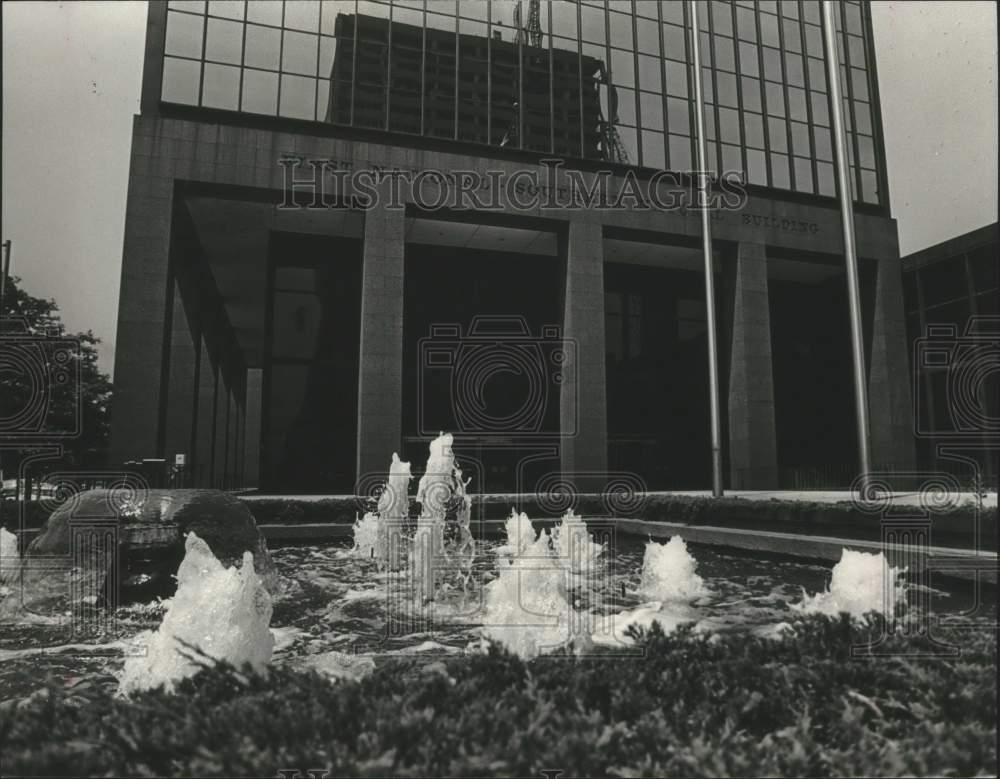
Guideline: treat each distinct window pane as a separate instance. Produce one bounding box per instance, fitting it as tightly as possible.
[790,120,810,155]
[770,152,790,187]
[552,0,579,38]
[782,17,802,52]
[162,56,201,103]
[205,17,242,65]
[762,46,782,81]
[816,160,835,196]
[637,54,662,92]
[661,0,685,25]
[665,59,689,97]
[247,0,282,26]
[202,62,240,109]
[765,81,784,116]
[242,67,279,114]
[720,107,740,143]
[739,41,759,76]
[642,130,666,168]
[712,1,733,35]
[788,86,808,121]
[667,96,690,134]
[609,10,633,48]
[280,74,317,119]
[807,56,826,91]
[285,0,320,32]
[669,133,692,169]
[611,48,636,87]
[581,4,607,44]
[664,23,688,60]
[744,110,764,147]
[165,11,205,59]
[208,0,243,18]
[741,75,761,112]
[860,169,878,203]
[857,134,876,168]
[747,147,766,184]
[736,6,757,41]
[768,116,788,151]
[245,24,281,70]
[321,1,357,35]
[714,35,735,71]
[283,31,319,76]
[809,90,828,125]
[794,156,813,192]
[640,91,664,131]
[717,71,738,107]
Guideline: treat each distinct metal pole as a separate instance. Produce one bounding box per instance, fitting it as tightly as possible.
[689,1,724,497]
[821,1,872,487]
[0,240,10,316]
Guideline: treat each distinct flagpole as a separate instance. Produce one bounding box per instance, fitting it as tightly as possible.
[821,1,872,489]
[689,1,724,498]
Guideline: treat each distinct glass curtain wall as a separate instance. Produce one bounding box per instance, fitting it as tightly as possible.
[161,0,883,204]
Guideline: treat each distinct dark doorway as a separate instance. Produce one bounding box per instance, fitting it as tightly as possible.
[262,231,362,492]
[604,262,711,489]
[769,271,856,485]
[403,243,562,492]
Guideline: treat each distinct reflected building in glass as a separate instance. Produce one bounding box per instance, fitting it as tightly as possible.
[112,1,916,494]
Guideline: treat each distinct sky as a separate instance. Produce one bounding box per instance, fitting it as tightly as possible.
[2,1,997,377]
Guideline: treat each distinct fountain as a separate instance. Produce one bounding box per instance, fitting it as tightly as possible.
[793,548,905,617]
[552,508,604,574]
[637,536,709,600]
[118,532,274,695]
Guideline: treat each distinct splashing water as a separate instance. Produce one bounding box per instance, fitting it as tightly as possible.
[793,548,905,617]
[481,530,588,658]
[637,536,709,600]
[497,509,536,557]
[351,512,380,561]
[118,532,274,695]
[552,509,604,573]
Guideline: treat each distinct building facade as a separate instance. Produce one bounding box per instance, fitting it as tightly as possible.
[112,0,915,493]
[901,222,998,483]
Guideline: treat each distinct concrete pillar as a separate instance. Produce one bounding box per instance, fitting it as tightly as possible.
[868,255,917,469]
[244,368,264,489]
[213,380,230,488]
[193,338,215,487]
[725,242,778,489]
[560,220,608,479]
[163,279,197,469]
[109,168,173,463]
[356,192,405,483]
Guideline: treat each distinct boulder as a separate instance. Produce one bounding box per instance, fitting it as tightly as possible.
[7,489,276,616]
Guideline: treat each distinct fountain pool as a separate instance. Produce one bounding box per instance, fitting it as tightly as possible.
[0,526,986,702]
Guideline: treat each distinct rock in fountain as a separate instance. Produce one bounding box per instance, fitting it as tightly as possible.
[793,548,905,618]
[118,532,274,695]
[637,536,709,600]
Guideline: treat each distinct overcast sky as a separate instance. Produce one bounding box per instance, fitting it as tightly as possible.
[2,1,997,375]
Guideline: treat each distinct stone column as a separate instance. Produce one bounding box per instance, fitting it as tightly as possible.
[193,339,215,487]
[109,156,174,464]
[162,279,197,468]
[356,191,405,483]
[868,255,917,468]
[725,242,778,489]
[560,220,608,479]
[243,368,264,489]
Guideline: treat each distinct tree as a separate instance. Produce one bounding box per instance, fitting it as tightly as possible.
[1,275,113,479]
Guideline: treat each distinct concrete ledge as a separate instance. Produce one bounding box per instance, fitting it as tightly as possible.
[260,516,996,585]
[242,492,997,551]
